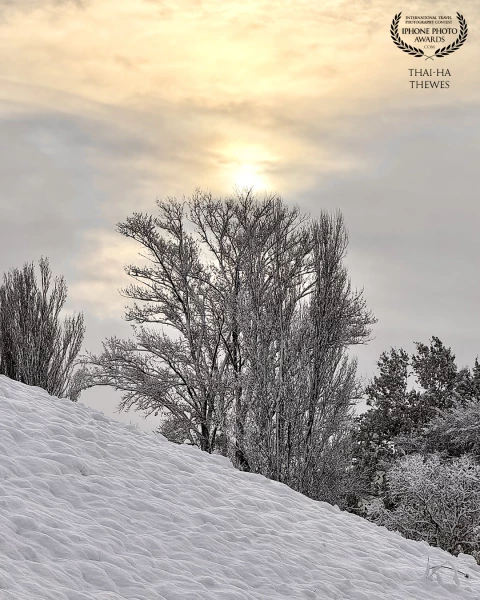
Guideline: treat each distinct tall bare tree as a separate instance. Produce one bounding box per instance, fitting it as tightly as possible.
[84,190,376,503]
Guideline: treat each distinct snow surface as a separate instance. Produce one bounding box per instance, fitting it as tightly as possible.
[0,375,479,600]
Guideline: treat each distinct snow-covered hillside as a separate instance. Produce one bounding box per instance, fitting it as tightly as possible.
[0,376,479,600]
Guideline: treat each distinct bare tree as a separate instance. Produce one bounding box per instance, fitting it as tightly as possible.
[0,258,85,400]
[293,214,372,495]
[84,199,232,452]
[189,192,314,473]
[84,190,376,504]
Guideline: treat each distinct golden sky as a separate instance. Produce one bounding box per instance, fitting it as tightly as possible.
[1,1,479,426]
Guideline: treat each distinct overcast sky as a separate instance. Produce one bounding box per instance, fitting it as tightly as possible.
[1,1,479,430]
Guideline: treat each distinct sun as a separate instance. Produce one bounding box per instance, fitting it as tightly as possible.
[233,163,265,190]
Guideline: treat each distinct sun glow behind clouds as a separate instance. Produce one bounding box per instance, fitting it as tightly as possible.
[219,143,274,191]
[234,163,265,189]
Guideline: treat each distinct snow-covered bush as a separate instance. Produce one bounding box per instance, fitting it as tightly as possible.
[367,453,480,559]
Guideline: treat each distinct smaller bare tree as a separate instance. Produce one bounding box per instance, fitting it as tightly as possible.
[83,204,231,453]
[0,258,85,400]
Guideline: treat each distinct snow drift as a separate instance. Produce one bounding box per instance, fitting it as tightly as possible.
[0,375,479,600]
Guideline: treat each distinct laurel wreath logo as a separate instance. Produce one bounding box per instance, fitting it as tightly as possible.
[390,12,468,60]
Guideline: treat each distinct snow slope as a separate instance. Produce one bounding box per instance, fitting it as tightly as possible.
[0,376,479,600]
